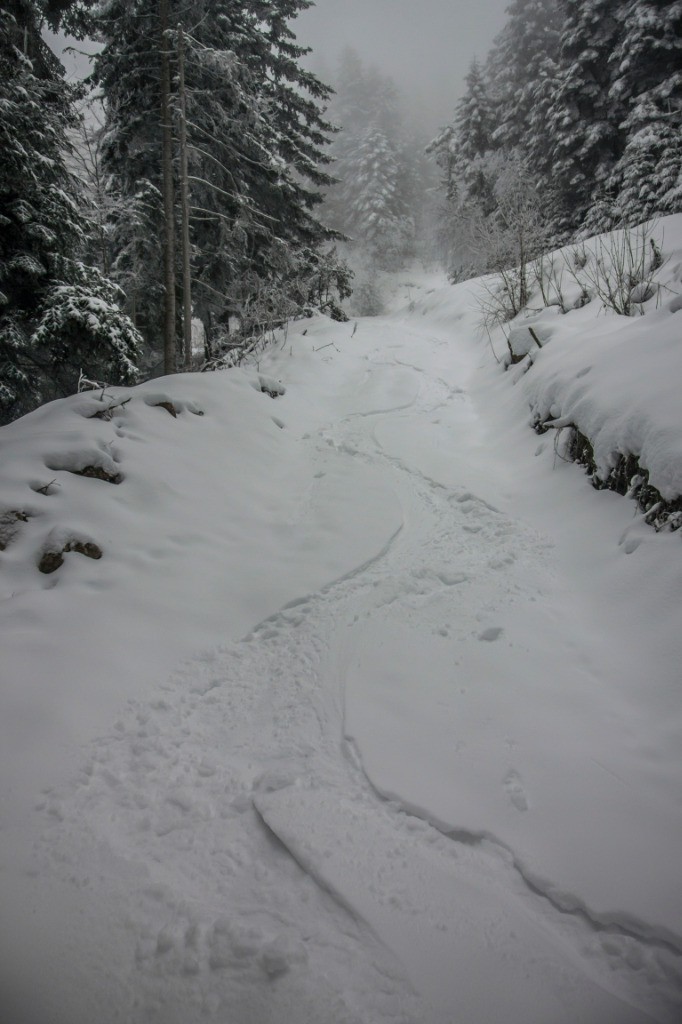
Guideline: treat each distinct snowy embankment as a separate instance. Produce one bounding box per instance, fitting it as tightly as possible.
[1,219,681,1024]
[496,215,682,517]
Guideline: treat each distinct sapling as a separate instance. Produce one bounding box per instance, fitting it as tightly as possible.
[580,221,665,316]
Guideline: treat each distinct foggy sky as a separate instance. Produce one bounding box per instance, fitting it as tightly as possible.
[295,0,510,132]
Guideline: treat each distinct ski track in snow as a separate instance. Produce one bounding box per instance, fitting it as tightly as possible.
[20,321,682,1023]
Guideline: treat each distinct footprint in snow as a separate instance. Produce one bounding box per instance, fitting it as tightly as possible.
[478,626,504,642]
[504,770,529,812]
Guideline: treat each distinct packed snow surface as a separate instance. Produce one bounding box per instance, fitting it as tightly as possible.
[1,220,682,1023]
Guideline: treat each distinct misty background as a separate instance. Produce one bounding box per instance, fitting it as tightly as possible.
[296,0,509,130]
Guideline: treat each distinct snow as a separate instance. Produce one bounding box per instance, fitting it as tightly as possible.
[516,216,682,499]
[1,222,682,1023]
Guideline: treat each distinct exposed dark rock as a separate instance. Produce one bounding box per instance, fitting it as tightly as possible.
[0,510,29,551]
[537,419,682,532]
[38,539,103,574]
[72,465,122,484]
[38,550,64,574]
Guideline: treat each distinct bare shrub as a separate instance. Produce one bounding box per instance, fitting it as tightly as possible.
[531,254,567,312]
[565,222,666,317]
[472,155,549,327]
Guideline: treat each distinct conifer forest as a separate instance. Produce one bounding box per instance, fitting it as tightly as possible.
[2,0,679,425]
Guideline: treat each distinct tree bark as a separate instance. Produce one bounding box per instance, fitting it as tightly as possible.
[177,23,192,371]
[160,0,176,374]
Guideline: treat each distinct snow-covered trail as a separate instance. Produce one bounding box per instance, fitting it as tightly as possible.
[4,284,681,1023]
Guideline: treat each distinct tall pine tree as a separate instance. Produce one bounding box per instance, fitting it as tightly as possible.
[0,0,140,423]
[428,59,498,215]
[545,0,625,233]
[322,49,418,268]
[428,0,682,255]
[94,0,339,364]
[602,0,682,224]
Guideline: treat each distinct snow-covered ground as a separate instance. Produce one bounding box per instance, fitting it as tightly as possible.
[1,220,682,1023]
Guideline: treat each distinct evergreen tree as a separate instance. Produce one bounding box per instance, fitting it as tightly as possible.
[322,49,418,267]
[322,49,391,234]
[340,122,412,267]
[94,0,339,364]
[428,60,497,214]
[452,59,498,212]
[0,0,139,423]
[545,0,625,234]
[602,0,682,224]
[425,122,458,202]
[522,49,563,221]
[456,59,496,167]
[486,0,561,214]
[429,0,682,256]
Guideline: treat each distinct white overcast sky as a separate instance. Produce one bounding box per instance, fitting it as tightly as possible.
[295,0,510,131]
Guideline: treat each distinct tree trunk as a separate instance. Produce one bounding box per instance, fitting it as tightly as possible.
[177,23,192,371]
[160,0,176,374]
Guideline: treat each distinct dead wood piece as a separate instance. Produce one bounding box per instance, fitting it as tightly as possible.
[72,465,122,484]
[89,398,131,420]
[154,401,178,417]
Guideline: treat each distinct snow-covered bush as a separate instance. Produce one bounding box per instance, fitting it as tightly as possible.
[296,247,353,322]
[0,7,142,423]
[32,272,141,393]
[351,269,385,317]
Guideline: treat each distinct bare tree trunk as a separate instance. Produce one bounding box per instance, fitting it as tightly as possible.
[177,23,192,371]
[160,0,176,374]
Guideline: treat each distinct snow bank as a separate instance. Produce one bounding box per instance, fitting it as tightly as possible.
[0,363,402,821]
[502,215,682,502]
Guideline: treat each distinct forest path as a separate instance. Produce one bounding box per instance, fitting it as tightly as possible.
[19,295,682,1023]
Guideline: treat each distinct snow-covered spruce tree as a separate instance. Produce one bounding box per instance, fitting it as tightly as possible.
[0,0,140,424]
[486,0,560,156]
[321,46,379,235]
[428,7,564,259]
[339,122,414,269]
[322,49,418,269]
[486,0,563,221]
[449,59,498,214]
[425,122,458,204]
[237,0,345,327]
[429,0,681,259]
[66,99,165,382]
[544,0,626,236]
[94,0,341,367]
[426,59,501,277]
[601,0,682,226]
[427,58,498,221]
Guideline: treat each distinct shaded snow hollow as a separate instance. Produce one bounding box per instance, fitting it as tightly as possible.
[1,222,682,1023]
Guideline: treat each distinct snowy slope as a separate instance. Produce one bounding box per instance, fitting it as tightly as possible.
[1,224,682,1024]
[501,215,682,503]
